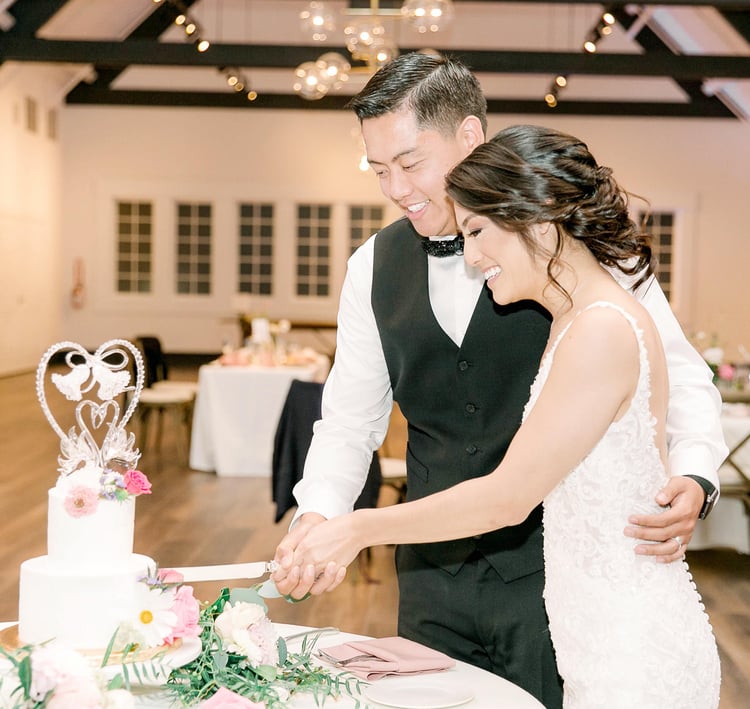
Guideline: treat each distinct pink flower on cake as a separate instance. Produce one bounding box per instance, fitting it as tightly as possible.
[214,601,279,668]
[123,469,152,496]
[157,567,185,585]
[200,687,265,708]
[163,584,201,645]
[63,485,99,517]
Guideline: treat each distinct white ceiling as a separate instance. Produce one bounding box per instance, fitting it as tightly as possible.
[2,0,749,118]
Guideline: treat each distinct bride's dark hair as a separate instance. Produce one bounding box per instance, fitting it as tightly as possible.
[445,124,653,303]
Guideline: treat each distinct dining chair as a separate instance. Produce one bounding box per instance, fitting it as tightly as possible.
[132,336,197,463]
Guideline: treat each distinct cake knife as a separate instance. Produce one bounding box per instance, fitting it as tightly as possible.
[170,560,278,583]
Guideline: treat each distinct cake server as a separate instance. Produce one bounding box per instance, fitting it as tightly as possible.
[170,560,278,583]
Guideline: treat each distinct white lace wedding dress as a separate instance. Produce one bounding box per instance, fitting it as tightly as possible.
[525,302,721,709]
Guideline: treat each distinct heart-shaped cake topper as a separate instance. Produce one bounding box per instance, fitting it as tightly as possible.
[36,339,145,476]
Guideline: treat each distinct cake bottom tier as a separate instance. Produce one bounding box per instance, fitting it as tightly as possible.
[19,553,155,650]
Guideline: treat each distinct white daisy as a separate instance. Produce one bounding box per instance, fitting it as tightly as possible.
[128,585,178,648]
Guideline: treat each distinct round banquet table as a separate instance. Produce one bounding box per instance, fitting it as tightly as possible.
[0,622,545,708]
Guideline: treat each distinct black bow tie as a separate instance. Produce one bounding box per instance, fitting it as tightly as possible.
[419,234,465,258]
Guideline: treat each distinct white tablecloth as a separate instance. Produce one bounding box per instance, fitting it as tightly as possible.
[0,622,544,709]
[189,362,327,477]
[691,404,750,554]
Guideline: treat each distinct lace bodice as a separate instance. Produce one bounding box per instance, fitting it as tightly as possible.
[523,301,720,708]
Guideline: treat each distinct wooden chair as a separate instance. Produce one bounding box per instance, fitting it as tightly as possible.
[132,336,196,463]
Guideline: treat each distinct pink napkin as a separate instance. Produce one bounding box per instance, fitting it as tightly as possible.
[318,636,455,680]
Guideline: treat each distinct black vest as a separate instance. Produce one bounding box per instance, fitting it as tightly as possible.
[372,218,551,580]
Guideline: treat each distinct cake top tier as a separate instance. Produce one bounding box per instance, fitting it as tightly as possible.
[36,339,145,481]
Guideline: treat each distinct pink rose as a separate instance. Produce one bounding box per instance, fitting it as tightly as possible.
[200,687,265,708]
[718,363,735,381]
[63,486,99,518]
[157,568,185,585]
[163,585,201,645]
[123,469,152,496]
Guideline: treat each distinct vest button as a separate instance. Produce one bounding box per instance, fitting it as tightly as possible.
[458,360,469,371]
[465,444,477,455]
[465,403,477,414]
[473,534,482,540]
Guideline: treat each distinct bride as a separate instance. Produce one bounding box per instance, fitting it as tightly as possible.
[276,125,721,707]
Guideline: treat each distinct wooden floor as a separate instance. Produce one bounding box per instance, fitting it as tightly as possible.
[1,366,748,706]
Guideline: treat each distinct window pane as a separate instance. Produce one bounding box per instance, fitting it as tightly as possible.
[175,202,212,295]
[115,200,152,293]
[296,204,331,298]
[237,202,274,296]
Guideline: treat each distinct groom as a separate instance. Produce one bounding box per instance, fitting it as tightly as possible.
[273,53,726,708]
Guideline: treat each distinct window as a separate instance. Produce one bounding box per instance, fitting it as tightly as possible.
[296,204,331,297]
[640,211,674,302]
[238,203,274,295]
[349,204,385,255]
[176,202,212,295]
[115,201,152,293]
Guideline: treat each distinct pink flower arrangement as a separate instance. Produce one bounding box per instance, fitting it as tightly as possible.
[124,567,201,649]
[123,469,152,496]
[200,687,265,708]
[163,584,201,646]
[63,485,100,517]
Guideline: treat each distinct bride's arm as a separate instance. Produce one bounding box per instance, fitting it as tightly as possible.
[286,309,640,578]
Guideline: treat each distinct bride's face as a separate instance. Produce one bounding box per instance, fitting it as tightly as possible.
[456,204,544,306]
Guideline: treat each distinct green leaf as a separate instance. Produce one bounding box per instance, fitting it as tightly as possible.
[228,587,267,611]
[254,664,278,682]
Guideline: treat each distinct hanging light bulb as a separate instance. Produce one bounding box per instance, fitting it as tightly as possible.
[344,18,386,59]
[401,0,454,34]
[316,52,351,90]
[365,38,399,70]
[299,1,336,41]
[293,61,330,100]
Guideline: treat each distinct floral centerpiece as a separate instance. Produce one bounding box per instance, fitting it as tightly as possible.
[1,577,358,708]
[165,585,360,708]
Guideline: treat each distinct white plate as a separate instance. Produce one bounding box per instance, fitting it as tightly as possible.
[102,636,202,686]
[364,680,474,708]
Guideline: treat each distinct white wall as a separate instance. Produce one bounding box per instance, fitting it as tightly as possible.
[0,64,64,377]
[3,95,749,372]
[58,106,397,355]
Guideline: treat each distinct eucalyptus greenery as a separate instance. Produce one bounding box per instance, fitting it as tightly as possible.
[163,587,364,708]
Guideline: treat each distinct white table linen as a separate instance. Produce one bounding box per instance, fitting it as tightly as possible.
[0,622,544,708]
[189,361,328,477]
[691,404,750,554]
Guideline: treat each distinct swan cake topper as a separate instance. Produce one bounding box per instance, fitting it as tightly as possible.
[36,340,145,478]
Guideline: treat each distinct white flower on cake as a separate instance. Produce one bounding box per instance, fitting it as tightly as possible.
[214,601,280,667]
[126,583,180,648]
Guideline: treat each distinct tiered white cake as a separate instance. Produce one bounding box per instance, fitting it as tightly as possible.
[18,340,156,650]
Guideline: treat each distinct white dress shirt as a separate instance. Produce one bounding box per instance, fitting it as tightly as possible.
[293,234,727,521]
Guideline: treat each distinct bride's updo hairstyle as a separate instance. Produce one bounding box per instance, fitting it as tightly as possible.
[445,124,653,303]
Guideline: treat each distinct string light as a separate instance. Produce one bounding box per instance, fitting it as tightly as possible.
[544,9,616,108]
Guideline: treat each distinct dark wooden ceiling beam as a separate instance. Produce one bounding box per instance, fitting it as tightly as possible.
[62,85,736,118]
[3,38,750,79]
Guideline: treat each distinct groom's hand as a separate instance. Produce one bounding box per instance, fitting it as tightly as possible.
[273,512,333,599]
[624,476,703,562]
